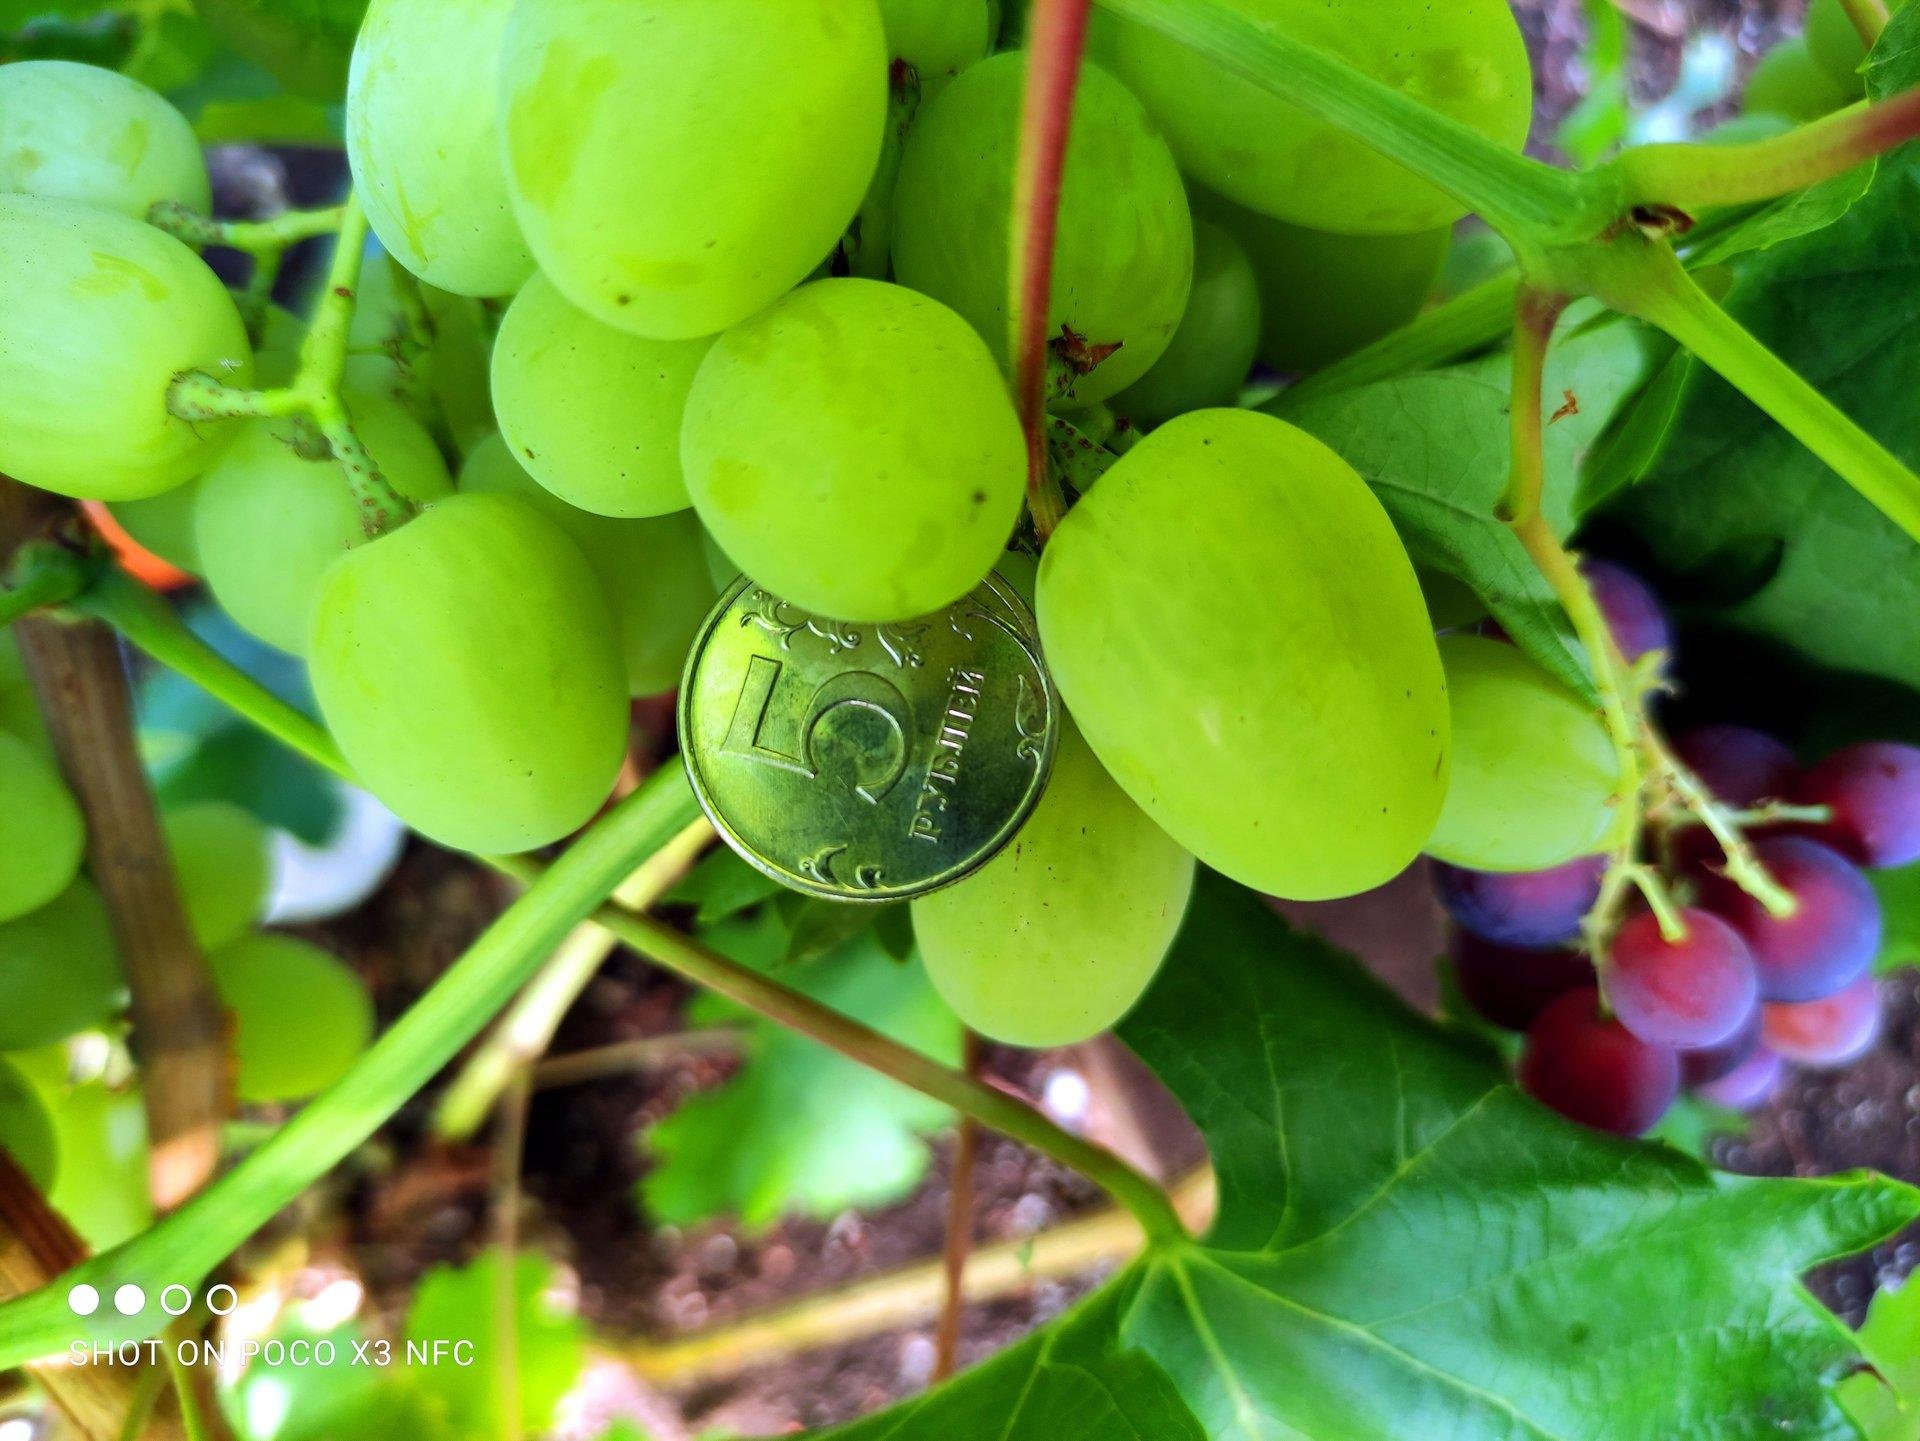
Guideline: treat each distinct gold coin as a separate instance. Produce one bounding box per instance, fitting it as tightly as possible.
[679,574,1059,902]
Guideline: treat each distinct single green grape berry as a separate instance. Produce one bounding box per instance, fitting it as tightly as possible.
[1805,0,1905,90]
[878,0,995,92]
[1109,0,1532,235]
[193,391,454,656]
[161,802,271,952]
[700,527,741,595]
[0,630,50,751]
[41,1077,150,1248]
[0,1058,57,1191]
[460,435,718,696]
[500,0,889,339]
[109,481,203,576]
[893,53,1194,405]
[309,493,630,853]
[914,722,1195,1047]
[0,880,125,1050]
[683,278,1025,622]
[491,272,712,518]
[0,195,253,500]
[1743,38,1859,122]
[1426,635,1624,872]
[1038,409,1449,901]
[1199,190,1449,375]
[209,934,374,1103]
[1112,219,1261,428]
[0,60,209,219]
[0,731,83,924]
[347,0,534,297]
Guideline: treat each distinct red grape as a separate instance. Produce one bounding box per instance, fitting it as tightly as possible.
[1762,973,1881,1067]
[1452,934,1593,1032]
[1432,855,1604,948]
[1602,908,1758,1049]
[1519,987,1679,1136]
[1583,559,1671,668]
[1672,724,1798,808]
[1679,1004,1762,1086]
[1692,1046,1785,1111]
[1795,741,1920,869]
[1700,836,1881,1002]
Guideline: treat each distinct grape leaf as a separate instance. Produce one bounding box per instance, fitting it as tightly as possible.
[1274,314,1660,701]
[663,847,783,926]
[807,878,1915,1439]
[1872,863,1920,974]
[192,0,365,100]
[641,926,962,1230]
[404,1252,585,1437]
[1840,1275,1920,1440]
[1604,153,1920,701]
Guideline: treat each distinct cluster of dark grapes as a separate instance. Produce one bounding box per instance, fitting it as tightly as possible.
[1437,564,1919,1136]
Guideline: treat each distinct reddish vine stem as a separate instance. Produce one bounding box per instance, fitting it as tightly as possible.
[933,1031,984,1381]
[1010,0,1093,541]
[0,482,229,1213]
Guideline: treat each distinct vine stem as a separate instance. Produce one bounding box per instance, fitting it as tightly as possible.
[146,201,346,256]
[1593,238,1920,545]
[1841,0,1892,45]
[933,1032,983,1381]
[73,568,1191,1255]
[1010,0,1092,541]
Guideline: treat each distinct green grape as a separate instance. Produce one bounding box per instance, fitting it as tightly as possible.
[109,481,203,575]
[346,0,533,298]
[1743,38,1858,122]
[0,880,125,1050]
[309,493,629,853]
[161,801,271,951]
[0,60,209,219]
[1037,409,1449,901]
[1111,219,1260,428]
[1425,635,1623,872]
[0,195,254,500]
[683,278,1025,622]
[913,723,1194,1047]
[1805,0,1904,89]
[879,0,995,90]
[0,731,84,924]
[499,0,888,339]
[460,435,718,696]
[893,54,1193,405]
[43,1078,149,1248]
[0,630,50,751]
[993,548,1039,608]
[701,527,741,594]
[0,1058,57,1191]
[1201,192,1449,374]
[208,935,374,1102]
[491,272,712,518]
[1108,0,1532,235]
[194,391,454,655]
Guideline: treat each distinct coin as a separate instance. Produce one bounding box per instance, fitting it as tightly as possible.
[679,574,1059,902]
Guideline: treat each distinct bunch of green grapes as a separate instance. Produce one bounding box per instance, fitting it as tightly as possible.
[914,724,1195,1046]
[683,278,1025,622]
[309,493,631,853]
[893,53,1194,405]
[498,0,889,339]
[194,392,454,655]
[207,935,374,1103]
[459,435,718,696]
[1105,0,1532,235]
[1039,410,1450,901]
[1424,636,1625,872]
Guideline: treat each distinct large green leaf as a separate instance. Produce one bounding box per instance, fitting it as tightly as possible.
[1840,1274,1920,1440]
[1605,156,1920,700]
[1274,313,1659,700]
[807,879,1915,1439]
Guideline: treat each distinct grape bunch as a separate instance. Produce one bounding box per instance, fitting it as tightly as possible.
[1434,567,1915,1135]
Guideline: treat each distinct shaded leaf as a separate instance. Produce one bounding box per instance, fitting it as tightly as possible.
[1872,863,1920,974]
[1839,1274,1920,1440]
[404,1252,585,1437]
[663,847,784,927]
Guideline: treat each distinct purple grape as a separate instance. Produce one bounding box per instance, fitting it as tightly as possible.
[1700,836,1881,1002]
[1452,934,1594,1031]
[1679,1004,1762,1086]
[1693,1046,1785,1110]
[1583,559,1671,668]
[1762,974,1881,1067]
[1602,908,1758,1049]
[1796,742,1920,869]
[1520,987,1679,1136]
[1433,856,1604,948]
[1672,725,1799,809]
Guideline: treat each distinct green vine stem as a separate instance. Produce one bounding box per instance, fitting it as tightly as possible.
[0,767,705,1369]
[0,540,91,626]
[1842,0,1893,45]
[146,201,346,256]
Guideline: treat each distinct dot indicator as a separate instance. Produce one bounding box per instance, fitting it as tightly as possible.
[113,1284,146,1316]
[67,1284,99,1317]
